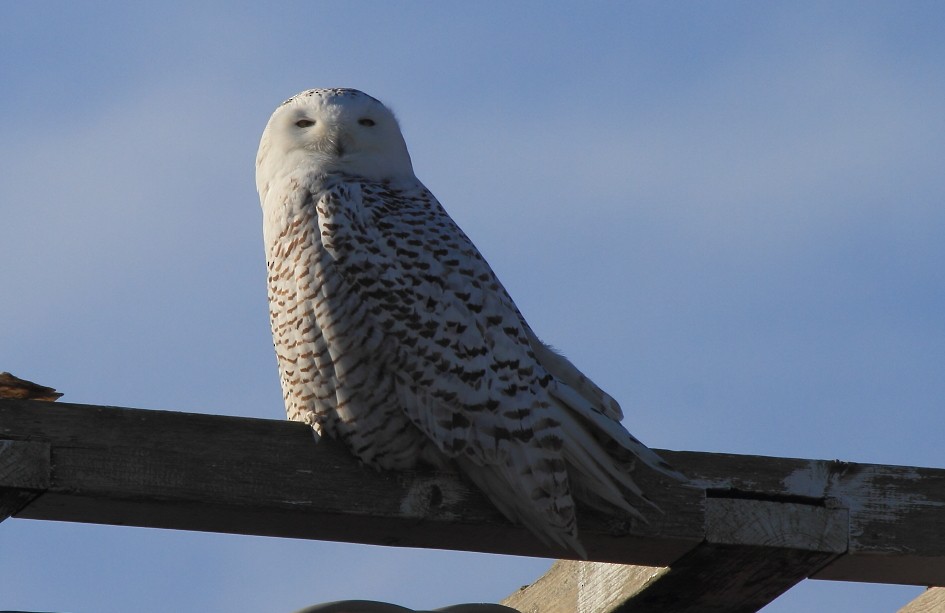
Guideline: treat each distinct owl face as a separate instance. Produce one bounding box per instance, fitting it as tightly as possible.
[257,88,414,192]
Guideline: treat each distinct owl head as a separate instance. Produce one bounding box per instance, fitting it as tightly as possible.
[257,88,415,198]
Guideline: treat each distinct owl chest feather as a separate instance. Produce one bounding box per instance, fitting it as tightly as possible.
[264,174,444,468]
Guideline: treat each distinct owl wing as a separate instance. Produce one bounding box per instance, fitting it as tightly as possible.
[311,177,676,553]
[312,179,552,451]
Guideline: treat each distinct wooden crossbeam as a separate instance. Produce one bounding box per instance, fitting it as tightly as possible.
[503,497,848,613]
[0,399,703,563]
[0,438,49,522]
[503,448,945,612]
[898,587,945,612]
[2,399,945,613]
[668,450,945,586]
[502,500,846,612]
[610,498,845,612]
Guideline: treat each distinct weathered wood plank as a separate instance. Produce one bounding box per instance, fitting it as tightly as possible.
[0,439,50,522]
[1,488,41,522]
[0,439,50,490]
[0,399,703,564]
[665,451,945,586]
[616,498,848,613]
[898,587,945,613]
[503,499,847,613]
[616,545,835,613]
[501,561,668,612]
[3,399,945,592]
[614,499,845,612]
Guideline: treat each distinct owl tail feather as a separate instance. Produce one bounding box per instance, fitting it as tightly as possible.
[549,382,687,520]
[552,383,686,481]
[455,454,589,559]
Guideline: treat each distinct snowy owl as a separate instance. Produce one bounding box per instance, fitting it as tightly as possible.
[256,88,682,556]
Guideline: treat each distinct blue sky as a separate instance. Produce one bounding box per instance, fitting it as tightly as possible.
[2,2,943,611]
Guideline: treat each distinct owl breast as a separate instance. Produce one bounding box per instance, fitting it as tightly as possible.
[264,173,446,470]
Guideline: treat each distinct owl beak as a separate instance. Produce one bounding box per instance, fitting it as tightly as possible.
[328,128,348,158]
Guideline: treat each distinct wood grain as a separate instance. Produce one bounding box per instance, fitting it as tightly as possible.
[0,399,702,564]
[897,588,945,613]
[503,499,848,613]
[3,398,945,613]
[0,439,50,522]
[666,451,945,585]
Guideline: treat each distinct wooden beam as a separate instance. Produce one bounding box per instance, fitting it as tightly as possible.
[0,439,49,522]
[3,398,945,598]
[503,499,847,613]
[898,588,945,612]
[502,561,668,612]
[508,449,945,613]
[0,399,703,564]
[611,498,846,612]
[665,451,945,586]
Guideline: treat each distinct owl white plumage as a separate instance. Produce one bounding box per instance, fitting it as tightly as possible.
[256,88,682,556]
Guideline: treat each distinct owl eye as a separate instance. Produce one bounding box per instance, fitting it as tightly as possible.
[295,119,315,128]
[358,118,376,127]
